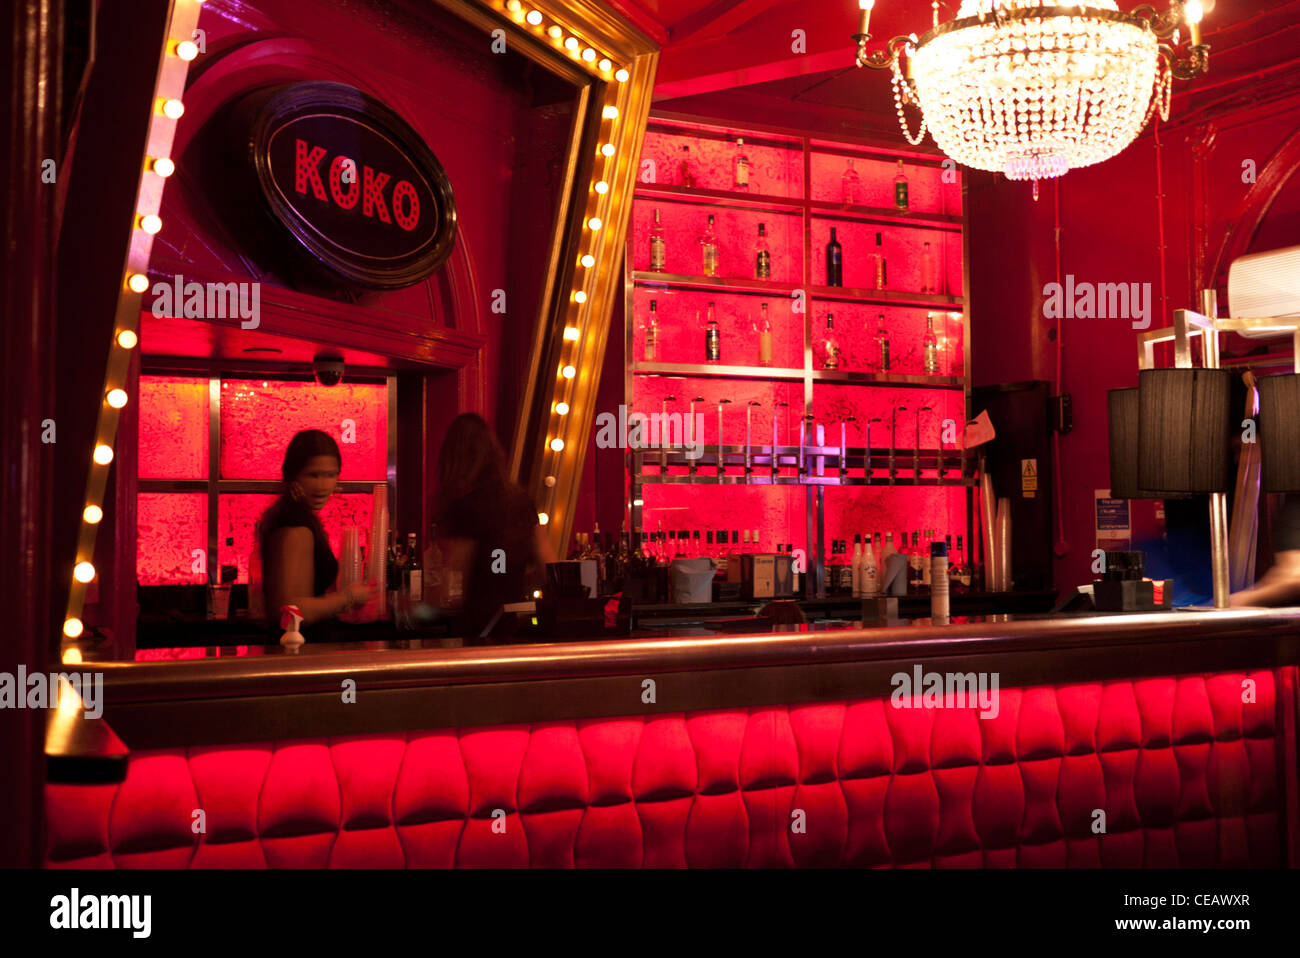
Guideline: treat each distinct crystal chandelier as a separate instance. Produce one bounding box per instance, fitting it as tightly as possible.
[853,1,1210,183]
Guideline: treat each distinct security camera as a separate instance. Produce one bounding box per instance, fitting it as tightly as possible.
[313,354,345,387]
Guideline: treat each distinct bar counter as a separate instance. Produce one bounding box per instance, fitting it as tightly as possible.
[44,609,1300,867]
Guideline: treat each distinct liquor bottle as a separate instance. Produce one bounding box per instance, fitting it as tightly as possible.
[841,157,862,206]
[679,145,698,188]
[700,214,719,276]
[946,534,960,593]
[930,540,949,622]
[742,529,751,552]
[875,314,891,372]
[705,530,715,559]
[869,232,887,289]
[692,529,702,557]
[643,300,660,362]
[733,137,751,190]
[956,534,972,590]
[922,530,933,588]
[754,223,771,279]
[863,535,878,596]
[851,534,864,598]
[884,531,896,562]
[825,227,843,287]
[758,303,773,366]
[924,313,940,374]
[790,543,802,596]
[716,531,729,575]
[894,159,909,210]
[406,532,423,604]
[385,530,401,618]
[909,531,925,592]
[704,302,721,362]
[822,313,841,370]
[920,240,938,293]
[751,528,761,553]
[650,208,666,272]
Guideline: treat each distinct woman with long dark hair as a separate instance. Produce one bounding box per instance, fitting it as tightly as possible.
[260,429,377,637]
[432,413,556,639]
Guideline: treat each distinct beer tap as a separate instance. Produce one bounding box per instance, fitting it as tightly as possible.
[914,404,933,482]
[661,394,675,474]
[717,398,732,482]
[890,405,907,485]
[689,396,705,476]
[746,400,761,480]
[841,416,857,482]
[774,401,789,480]
[864,416,881,485]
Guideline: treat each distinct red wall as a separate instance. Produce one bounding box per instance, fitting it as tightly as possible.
[970,93,1300,592]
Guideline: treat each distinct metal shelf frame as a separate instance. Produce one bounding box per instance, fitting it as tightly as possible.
[623,113,974,598]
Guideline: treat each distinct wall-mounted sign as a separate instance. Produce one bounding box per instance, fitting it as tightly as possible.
[246,82,457,289]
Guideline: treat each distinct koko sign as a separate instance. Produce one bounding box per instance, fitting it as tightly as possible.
[246,82,457,289]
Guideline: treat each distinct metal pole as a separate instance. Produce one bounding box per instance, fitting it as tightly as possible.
[1199,288,1230,609]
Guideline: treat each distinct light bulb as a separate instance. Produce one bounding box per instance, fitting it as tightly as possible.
[1184,0,1203,23]
[106,388,128,408]
[594,181,609,194]
[117,329,138,349]
[544,476,556,487]
[550,437,565,451]
[63,618,84,638]
[602,106,618,119]
[565,37,578,51]
[561,365,576,379]
[93,445,114,465]
[633,498,644,506]
[538,512,549,525]
[555,402,570,415]
[580,254,595,268]
[587,217,602,231]
[598,58,612,71]
[582,48,596,62]
[176,40,199,60]
[601,143,615,156]
[506,0,521,10]
[526,10,542,25]
[152,157,175,177]
[74,562,95,583]
[161,98,184,119]
[615,69,629,82]
[83,505,103,524]
[548,25,562,39]
[564,327,580,341]
[62,647,83,665]
[574,290,587,303]
[140,213,162,234]
[128,273,150,293]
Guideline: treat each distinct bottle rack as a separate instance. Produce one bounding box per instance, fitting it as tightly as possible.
[623,114,974,599]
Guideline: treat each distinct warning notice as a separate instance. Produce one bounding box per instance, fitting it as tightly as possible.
[1021,458,1038,498]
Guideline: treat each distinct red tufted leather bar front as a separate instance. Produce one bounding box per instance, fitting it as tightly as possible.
[46,668,1293,867]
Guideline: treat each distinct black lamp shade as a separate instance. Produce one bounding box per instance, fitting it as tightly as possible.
[1259,373,1300,493]
[1137,367,1233,494]
[1107,388,1155,499]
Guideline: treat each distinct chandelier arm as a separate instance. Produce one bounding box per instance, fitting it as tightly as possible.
[1171,44,1210,81]
[856,34,912,71]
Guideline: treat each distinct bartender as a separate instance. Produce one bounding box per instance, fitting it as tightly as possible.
[430,413,557,639]
[261,429,377,638]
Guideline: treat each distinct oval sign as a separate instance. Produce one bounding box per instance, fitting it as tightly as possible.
[248,82,457,289]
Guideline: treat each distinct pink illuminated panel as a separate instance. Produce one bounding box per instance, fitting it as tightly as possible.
[219,379,387,480]
[812,384,965,460]
[631,376,805,451]
[631,288,804,369]
[643,485,808,555]
[639,129,803,197]
[218,493,376,584]
[810,218,962,297]
[808,148,963,216]
[138,376,208,479]
[823,485,970,561]
[811,305,964,377]
[137,493,207,584]
[630,200,802,280]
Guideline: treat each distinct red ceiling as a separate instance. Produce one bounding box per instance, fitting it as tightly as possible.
[617,0,1298,112]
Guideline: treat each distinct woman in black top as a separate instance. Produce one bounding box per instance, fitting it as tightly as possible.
[432,413,557,639]
[260,429,377,639]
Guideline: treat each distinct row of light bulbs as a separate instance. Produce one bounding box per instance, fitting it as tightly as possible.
[499,2,634,531]
[62,0,206,647]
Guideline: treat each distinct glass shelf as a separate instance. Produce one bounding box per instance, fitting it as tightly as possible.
[631,271,802,297]
[633,362,804,382]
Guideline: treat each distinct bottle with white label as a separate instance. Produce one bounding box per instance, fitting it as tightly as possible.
[733,138,751,190]
[643,300,659,362]
[863,536,878,597]
[650,208,666,271]
[851,533,864,598]
[758,303,773,366]
[930,540,949,623]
